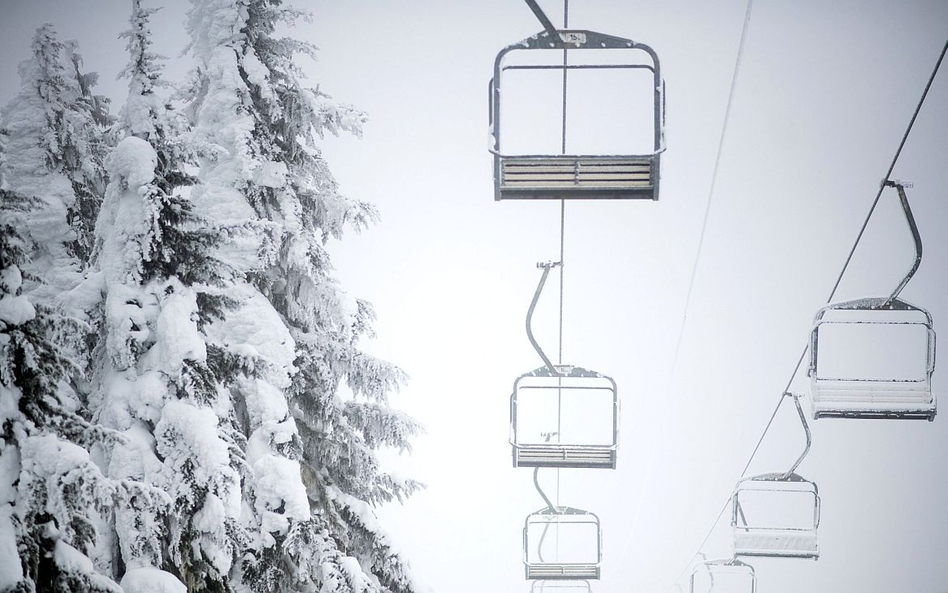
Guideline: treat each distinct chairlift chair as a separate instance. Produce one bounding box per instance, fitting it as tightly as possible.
[810,297,936,420]
[808,181,936,421]
[511,364,619,469]
[688,558,756,593]
[489,19,665,201]
[514,262,620,468]
[731,393,821,559]
[731,473,820,559]
[524,506,602,580]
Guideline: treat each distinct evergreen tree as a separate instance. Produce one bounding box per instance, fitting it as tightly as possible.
[0,189,166,593]
[88,2,238,591]
[0,24,111,301]
[0,26,131,593]
[183,1,423,591]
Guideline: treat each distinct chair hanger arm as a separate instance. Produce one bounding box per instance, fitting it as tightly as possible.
[884,179,923,304]
[523,0,560,38]
[527,261,562,374]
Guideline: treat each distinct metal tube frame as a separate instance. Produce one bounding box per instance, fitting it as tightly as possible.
[511,365,619,467]
[489,28,665,201]
[807,181,936,420]
[524,506,602,579]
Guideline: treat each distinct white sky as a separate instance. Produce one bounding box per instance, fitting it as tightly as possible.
[1,1,947,592]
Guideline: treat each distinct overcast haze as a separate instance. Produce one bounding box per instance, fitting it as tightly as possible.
[1,1,947,592]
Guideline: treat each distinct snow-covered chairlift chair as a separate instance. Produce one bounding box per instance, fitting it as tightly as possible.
[488,1,665,201]
[731,473,820,559]
[511,261,619,469]
[731,393,821,559]
[809,181,936,420]
[511,364,618,469]
[524,506,602,580]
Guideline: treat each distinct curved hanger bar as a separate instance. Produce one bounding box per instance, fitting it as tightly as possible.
[537,506,550,563]
[527,261,562,375]
[534,433,555,564]
[883,180,923,305]
[533,467,557,514]
[782,392,811,479]
[533,433,558,514]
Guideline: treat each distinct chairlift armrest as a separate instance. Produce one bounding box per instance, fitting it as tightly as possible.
[488,77,494,125]
[928,327,937,374]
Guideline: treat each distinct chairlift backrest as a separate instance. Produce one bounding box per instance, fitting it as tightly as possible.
[689,558,756,593]
[809,297,936,420]
[490,29,665,201]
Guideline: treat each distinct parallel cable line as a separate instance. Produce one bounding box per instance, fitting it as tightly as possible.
[613,0,757,578]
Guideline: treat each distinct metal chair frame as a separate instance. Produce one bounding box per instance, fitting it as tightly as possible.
[730,393,821,559]
[809,181,936,420]
[810,297,936,420]
[524,506,602,581]
[511,364,619,469]
[511,262,620,468]
[489,25,664,201]
[732,473,820,559]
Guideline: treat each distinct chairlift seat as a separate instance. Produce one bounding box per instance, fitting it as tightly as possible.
[809,297,936,421]
[515,445,615,468]
[511,365,619,469]
[499,156,657,200]
[526,564,600,580]
[733,530,818,558]
[811,379,934,419]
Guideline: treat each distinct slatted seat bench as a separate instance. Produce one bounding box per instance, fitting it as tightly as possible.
[498,156,657,200]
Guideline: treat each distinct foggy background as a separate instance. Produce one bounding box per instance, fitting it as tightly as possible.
[1,1,946,592]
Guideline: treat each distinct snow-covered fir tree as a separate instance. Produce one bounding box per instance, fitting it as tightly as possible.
[89,2,239,591]
[0,26,129,593]
[0,3,423,591]
[0,189,131,593]
[181,0,424,591]
[0,24,111,306]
